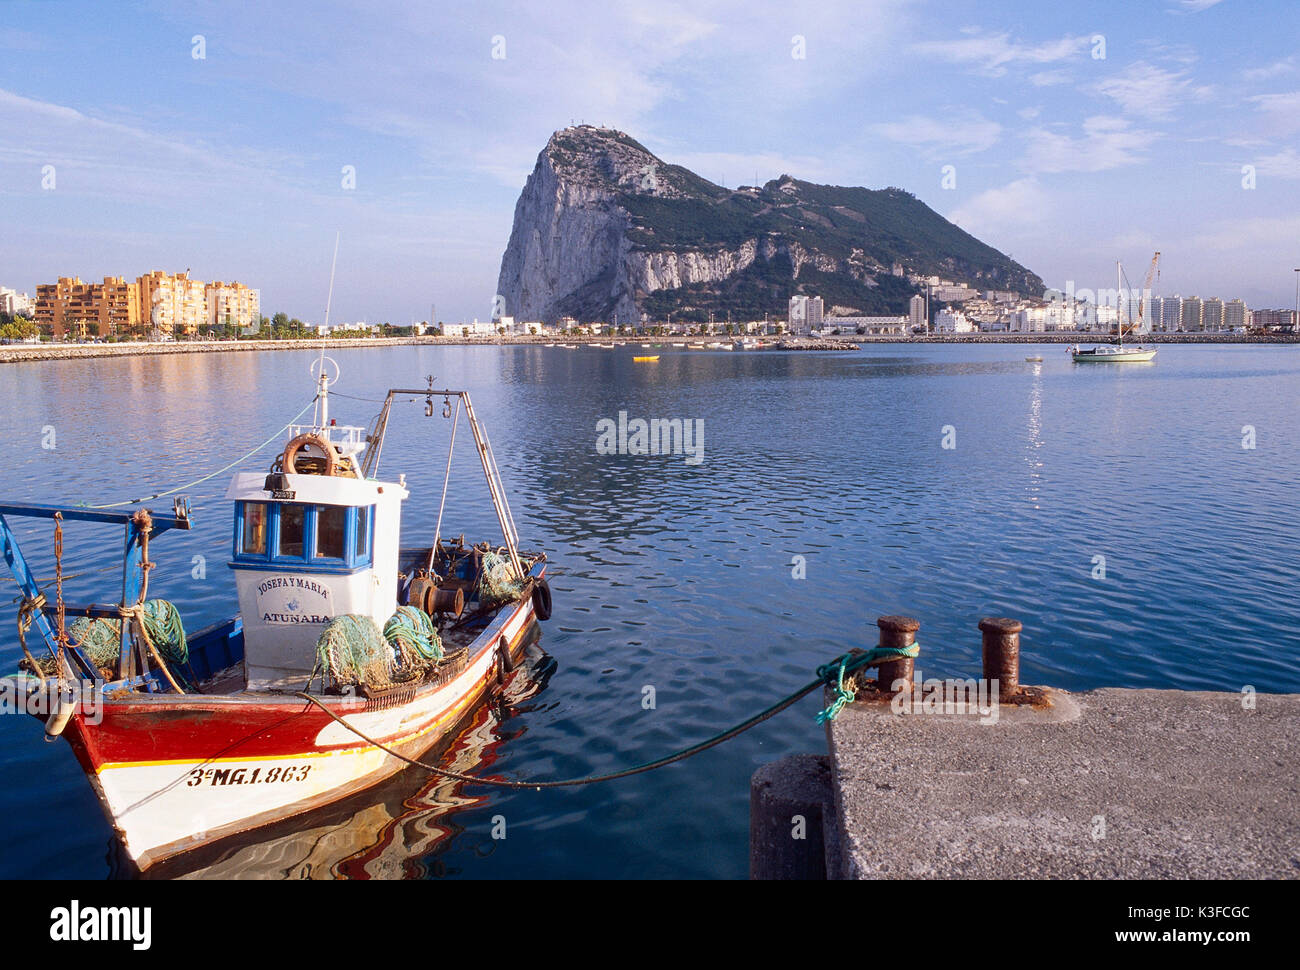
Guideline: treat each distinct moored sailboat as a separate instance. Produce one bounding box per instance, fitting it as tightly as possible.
[1070,255,1160,363]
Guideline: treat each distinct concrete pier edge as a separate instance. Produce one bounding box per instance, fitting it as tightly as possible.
[751,686,1300,879]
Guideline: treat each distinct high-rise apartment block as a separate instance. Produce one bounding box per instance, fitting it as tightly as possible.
[1202,297,1224,332]
[788,295,823,336]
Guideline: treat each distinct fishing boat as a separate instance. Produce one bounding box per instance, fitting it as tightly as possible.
[733,337,759,351]
[1070,256,1159,364]
[0,364,552,873]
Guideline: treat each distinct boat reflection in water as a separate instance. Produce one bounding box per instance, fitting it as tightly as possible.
[122,633,554,880]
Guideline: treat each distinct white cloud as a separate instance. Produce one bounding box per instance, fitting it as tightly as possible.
[948,177,1054,243]
[1253,147,1300,179]
[1241,56,1297,82]
[1021,116,1151,174]
[873,114,1002,157]
[1093,62,1212,120]
[912,30,1090,76]
[1171,0,1225,11]
[1029,71,1071,87]
[1248,90,1300,134]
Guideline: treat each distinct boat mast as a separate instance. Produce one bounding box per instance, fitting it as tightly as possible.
[314,231,341,429]
[1117,260,1124,349]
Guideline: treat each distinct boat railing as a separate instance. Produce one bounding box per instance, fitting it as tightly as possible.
[287,423,367,453]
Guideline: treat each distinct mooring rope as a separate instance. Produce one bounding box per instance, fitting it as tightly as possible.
[815,643,920,724]
[87,396,318,509]
[291,645,913,790]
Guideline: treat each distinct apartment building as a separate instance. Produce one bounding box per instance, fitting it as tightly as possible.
[206,280,261,333]
[788,295,823,336]
[0,286,35,317]
[137,270,206,336]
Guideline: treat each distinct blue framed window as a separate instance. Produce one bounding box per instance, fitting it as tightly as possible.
[233,502,374,570]
[355,505,371,559]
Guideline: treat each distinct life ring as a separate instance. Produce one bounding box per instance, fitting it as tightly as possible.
[282,433,338,477]
[531,576,553,621]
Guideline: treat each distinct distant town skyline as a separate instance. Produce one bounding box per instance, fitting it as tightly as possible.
[2,0,1298,323]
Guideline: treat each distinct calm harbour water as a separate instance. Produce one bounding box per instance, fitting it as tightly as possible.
[1,342,1297,879]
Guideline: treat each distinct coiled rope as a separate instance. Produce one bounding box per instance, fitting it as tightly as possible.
[291,644,917,790]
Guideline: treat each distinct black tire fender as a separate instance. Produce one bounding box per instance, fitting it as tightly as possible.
[496,635,515,685]
[531,576,553,621]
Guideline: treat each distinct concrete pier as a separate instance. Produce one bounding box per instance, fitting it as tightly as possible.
[749,754,839,880]
[799,686,1299,879]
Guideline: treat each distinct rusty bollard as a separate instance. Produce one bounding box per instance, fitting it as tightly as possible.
[979,617,1022,701]
[876,616,919,695]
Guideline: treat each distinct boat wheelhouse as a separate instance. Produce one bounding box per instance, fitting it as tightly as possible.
[0,365,551,872]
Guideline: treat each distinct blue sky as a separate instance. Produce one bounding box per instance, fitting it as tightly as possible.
[2,0,1298,323]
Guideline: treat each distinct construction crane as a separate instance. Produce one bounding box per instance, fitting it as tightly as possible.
[1135,251,1160,333]
[1119,251,1161,336]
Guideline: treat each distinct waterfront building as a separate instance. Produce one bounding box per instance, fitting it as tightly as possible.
[1224,299,1248,331]
[934,309,975,334]
[1202,297,1224,332]
[0,286,35,317]
[1009,308,1044,333]
[34,276,132,339]
[206,281,261,334]
[1148,296,1164,331]
[137,271,206,337]
[35,270,259,339]
[824,315,908,335]
[1160,295,1183,332]
[1181,296,1204,332]
[788,295,823,336]
[1250,308,1298,332]
[909,294,926,330]
[455,320,500,338]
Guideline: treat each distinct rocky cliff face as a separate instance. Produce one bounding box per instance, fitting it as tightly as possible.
[496,126,1042,324]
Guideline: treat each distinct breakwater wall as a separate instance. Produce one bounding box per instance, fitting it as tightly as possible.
[4,332,1297,365]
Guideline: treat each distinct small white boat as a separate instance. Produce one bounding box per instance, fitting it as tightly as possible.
[1070,344,1157,363]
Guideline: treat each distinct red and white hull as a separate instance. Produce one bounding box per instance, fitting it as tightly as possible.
[56,596,537,871]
